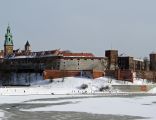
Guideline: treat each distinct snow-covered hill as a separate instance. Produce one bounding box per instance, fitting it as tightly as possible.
[0,77,156,95]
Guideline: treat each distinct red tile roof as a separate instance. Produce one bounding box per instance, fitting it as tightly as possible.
[61,53,94,57]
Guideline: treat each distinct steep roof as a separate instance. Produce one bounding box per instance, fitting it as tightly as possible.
[25,41,30,46]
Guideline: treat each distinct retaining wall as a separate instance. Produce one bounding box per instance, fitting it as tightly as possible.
[112,85,156,92]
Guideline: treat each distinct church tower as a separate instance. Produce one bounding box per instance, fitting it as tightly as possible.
[4,25,14,56]
[25,41,31,52]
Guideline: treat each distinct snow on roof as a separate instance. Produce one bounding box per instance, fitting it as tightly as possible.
[9,55,34,59]
[133,58,144,62]
[119,53,130,57]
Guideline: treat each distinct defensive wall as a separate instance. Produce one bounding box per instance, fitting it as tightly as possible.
[43,69,104,79]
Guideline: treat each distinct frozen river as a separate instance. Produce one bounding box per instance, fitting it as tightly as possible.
[0,94,156,120]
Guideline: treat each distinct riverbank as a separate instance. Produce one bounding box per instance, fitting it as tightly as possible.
[0,77,156,95]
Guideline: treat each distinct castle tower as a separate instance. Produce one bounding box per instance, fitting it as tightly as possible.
[4,25,13,56]
[25,41,31,52]
[105,50,118,70]
[150,53,156,71]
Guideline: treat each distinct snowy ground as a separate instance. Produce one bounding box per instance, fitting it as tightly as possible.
[0,77,156,95]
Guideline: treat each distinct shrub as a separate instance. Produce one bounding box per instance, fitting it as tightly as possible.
[99,85,110,91]
[80,84,88,89]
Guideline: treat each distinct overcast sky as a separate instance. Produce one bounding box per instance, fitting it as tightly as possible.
[0,0,156,58]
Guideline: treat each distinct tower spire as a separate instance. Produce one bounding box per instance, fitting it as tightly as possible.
[7,24,11,33]
[4,25,14,57]
[25,40,31,52]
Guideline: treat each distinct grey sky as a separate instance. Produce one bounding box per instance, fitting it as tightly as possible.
[0,0,156,58]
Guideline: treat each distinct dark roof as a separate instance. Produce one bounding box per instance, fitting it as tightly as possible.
[25,41,30,46]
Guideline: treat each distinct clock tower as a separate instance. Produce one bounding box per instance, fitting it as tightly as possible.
[4,25,14,57]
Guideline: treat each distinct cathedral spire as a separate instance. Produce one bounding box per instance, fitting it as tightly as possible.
[4,25,14,56]
[4,25,13,46]
[25,40,31,52]
[7,24,11,33]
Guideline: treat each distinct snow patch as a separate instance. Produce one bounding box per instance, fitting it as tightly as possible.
[148,87,156,93]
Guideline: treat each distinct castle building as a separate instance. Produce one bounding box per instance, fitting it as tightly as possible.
[4,25,13,57]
